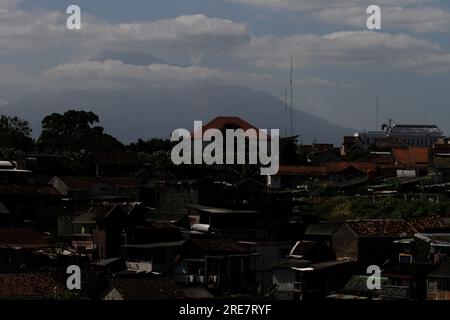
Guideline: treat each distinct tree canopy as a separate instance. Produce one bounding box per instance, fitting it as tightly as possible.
[37,110,124,153]
[0,115,34,157]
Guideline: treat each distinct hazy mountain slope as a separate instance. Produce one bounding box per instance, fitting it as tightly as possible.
[0,83,354,145]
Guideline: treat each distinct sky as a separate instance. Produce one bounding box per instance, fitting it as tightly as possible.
[1,0,450,133]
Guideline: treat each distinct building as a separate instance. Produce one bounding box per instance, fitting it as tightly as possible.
[174,238,259,294]
[356,123,443,148]
[332,219,418,269]
[427,260,450,300]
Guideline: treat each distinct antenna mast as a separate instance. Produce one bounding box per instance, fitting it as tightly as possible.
[376,93,379,130]
[290,54,293,137]
[284,85,288,137]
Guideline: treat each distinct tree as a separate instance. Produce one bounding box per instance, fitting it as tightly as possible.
[37,110,124,153]
[0,115,34,157]
[280,136,301,165]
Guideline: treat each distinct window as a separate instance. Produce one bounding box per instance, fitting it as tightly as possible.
[399,253,413,263]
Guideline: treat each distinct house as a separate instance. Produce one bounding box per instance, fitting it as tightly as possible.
[392,147,429,176]
[237,241,292,293]
[394,233,450,265]
[287,240,336,262]
[174,238,259,294]
[0,228,51,270]
[102,274,186,300]
[427,260,450,300]
[430,139,450,181]
[91,152,140,177]
[72,203,129,259]
[0,184,62,232]
[300,144,342,165]
[327,275,385,300]
[186,204,266,240]
[303,222,341,246]
[272,162,375,193]
[382,263,436,299]
[272,166,326,189]
[121,222,185,274]
[272,258,356,300]
[341,136,366,159]
[332,219,418,269]
[122,240,186,274]
[49,176,142,202]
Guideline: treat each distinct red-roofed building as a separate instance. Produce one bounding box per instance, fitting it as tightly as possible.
[332,219,418,269]
[273,162,375,191]
[191,116,270,139]
[392,147,429,176]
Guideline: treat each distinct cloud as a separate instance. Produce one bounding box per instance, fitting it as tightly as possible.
[0,0,21,9]
[42,59,338,93]
[0,6,251,55]
[225,0,432,12]
[315,6,450,33]
[237,31,449,73]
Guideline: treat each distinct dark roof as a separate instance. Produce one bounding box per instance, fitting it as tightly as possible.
[305,223,341,237]
[0,184,61,196]
[0,272,66,299]
[187,204,257,215]
[73,204,122,224]
[346,219,417,237]
[407,216,446,232]
[338,275,384,296]
[57,177,141,191]
[382,263,435,279]
[190,238,253,255]
[428,260,450,279]
[0,229,48,248]
[275,259,312,269]
[380,285,410,299]
[290,241,318,256]
[109,276,185,300]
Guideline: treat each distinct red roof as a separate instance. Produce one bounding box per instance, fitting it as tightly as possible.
[278,165,326,176]
[393,147,429,167]
[277,162,375,176]
[346,219,417,237]
[324,162,376,174]
[192,116,270,139]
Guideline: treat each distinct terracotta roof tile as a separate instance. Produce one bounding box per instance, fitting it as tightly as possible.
[0,272,65,298]
[277,165,326,176]
[0,229,48,247]
[393,147,429,167]
[346,219,417,237]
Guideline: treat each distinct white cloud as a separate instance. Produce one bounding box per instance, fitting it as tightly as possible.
[225,0,432,12]
[43,59,337,92]
[0,7,251,55]
[315,6,450,33]
[0,0,21,10]
[236,31,448,73]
